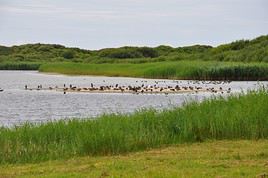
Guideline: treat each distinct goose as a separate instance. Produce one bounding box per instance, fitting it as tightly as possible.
[0,88,3,92]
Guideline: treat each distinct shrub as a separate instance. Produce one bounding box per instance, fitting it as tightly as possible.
[137,47,159,58]
[62,51,75,59]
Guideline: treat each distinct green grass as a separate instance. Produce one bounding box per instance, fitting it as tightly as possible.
[39,61,268,80]
[0,89,268,164]
[1,140,268,178]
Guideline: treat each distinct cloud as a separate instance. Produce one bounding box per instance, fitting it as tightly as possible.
[0,4,120,20]
[0,0,267,49]
[0,0,224,21]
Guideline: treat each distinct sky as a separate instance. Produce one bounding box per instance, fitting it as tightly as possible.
[0,0,267,49]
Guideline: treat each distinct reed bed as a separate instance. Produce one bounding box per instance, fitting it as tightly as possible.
[190,65,268,81]
[39,61,268,80]
[0,62,41,70]
[0,89,268,164]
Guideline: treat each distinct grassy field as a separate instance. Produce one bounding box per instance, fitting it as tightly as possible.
[0,89,268,164]
[39,61,268,80]
[0,140,268,178]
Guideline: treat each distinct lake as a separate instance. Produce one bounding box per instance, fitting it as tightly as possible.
[0,70,267,127]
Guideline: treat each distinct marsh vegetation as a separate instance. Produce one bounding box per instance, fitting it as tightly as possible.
[39,61,268,80]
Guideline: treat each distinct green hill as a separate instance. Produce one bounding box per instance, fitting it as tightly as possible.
[0,35,267,63]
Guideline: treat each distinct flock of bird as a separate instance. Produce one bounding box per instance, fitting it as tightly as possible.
[24,80,232,95]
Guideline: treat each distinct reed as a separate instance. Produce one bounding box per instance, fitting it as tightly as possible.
[190,65,268,80]
[0,89,268,164]
[39,61,268,80]
[0,62,41,70]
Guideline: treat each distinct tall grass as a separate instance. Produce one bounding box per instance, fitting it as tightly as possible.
[0,62,41,70]
[39,61,268,80]
[190,65,268,80]
[0,89,268,164]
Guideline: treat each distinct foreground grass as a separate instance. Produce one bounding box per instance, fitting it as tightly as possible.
[39,61,268,80]
[1,140,268,178]
[0,89,268,164]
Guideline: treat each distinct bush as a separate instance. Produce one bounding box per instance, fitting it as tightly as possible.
[137,47,159,58]
[0,46,12,55]
[62,51,75,59]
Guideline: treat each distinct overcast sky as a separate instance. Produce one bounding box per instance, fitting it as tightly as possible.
[0,0,267,49]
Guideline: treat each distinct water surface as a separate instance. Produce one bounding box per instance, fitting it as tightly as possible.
[0,71,266,126]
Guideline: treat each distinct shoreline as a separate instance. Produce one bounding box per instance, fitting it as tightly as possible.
[0,89,267,164]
